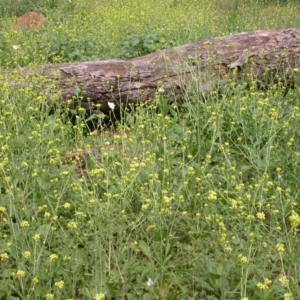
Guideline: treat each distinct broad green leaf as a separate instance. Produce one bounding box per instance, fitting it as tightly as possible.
[139,240,151,258]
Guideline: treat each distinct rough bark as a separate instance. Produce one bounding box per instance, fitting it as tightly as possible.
[2,28,300,114]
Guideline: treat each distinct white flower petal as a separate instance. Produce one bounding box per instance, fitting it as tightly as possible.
[147,278,154,286]
[108,101,115,110]
[158,87,165,93]
[13,45,19,50]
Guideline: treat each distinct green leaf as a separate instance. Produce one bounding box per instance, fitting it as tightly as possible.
[139,240,151,258]
[165,242,170,256]
[2,268,14,278]
[197,279,215,292]
[36,224,51,240]
[143,293,152,300]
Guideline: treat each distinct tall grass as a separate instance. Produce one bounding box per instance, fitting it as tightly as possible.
[1,0,300,299]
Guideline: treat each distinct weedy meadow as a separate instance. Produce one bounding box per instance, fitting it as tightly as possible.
[1,0,300,299]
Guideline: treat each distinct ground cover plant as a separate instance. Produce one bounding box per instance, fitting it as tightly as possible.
[1,0,300,299]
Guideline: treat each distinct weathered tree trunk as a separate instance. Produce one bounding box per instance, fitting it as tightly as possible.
[3,28,300,114]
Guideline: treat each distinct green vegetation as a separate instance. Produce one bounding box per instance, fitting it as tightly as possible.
[1,0,300,299]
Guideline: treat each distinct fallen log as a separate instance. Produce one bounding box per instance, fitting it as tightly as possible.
[2,28,300,114]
